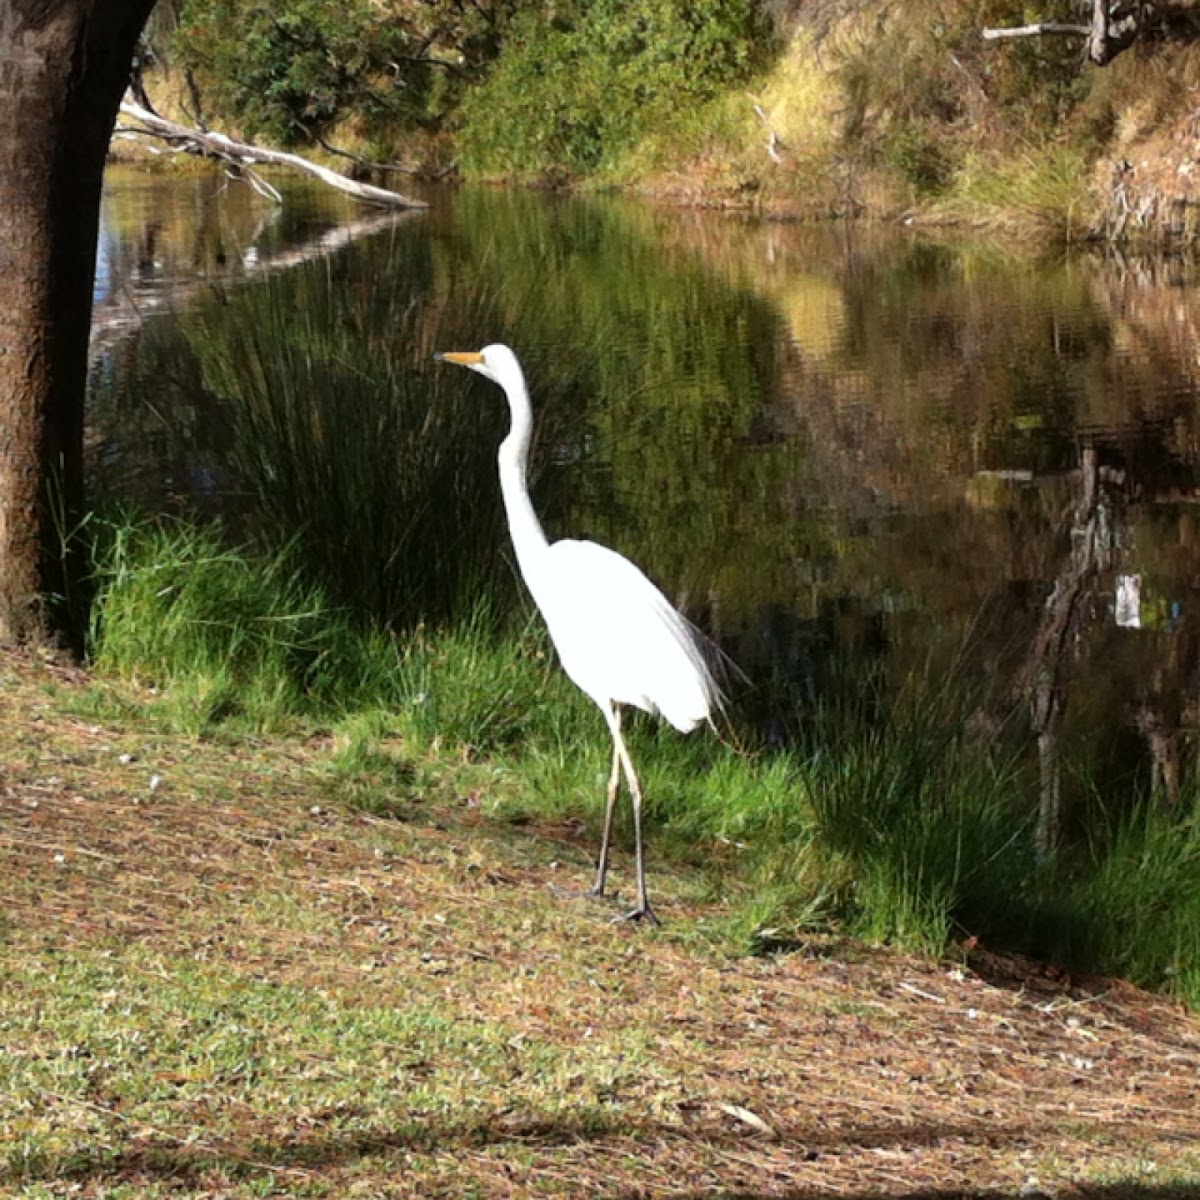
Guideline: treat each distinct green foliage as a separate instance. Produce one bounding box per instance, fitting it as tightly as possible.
[390,610,590,755]
[457,0,770,179]
[88,517,407,731]
[885,125,954,197]
[1038,799,1200,1006]
[176,0,426,144]
[157,0,1129,222]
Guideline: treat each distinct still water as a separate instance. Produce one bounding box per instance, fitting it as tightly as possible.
[91,165,1200,799]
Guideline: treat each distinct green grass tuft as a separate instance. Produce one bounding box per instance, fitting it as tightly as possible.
[1038,797,1200,1006]
[88,517,410,732]
[940,144,1093,240]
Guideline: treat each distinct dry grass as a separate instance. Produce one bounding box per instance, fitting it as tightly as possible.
[2,649,1199,1198]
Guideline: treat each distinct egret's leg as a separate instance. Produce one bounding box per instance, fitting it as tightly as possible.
[590,713,622,897]
[609,716,659,925]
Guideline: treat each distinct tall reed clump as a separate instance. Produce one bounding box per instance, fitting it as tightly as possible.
[766,669,1032,956]
[179,247,588,635]
[183,275,509,631]
[807,720,1032,955]
[1034,797,1200,1007]
[785,676,1200,1005]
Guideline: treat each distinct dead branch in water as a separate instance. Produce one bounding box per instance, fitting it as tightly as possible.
[115,101,429,210]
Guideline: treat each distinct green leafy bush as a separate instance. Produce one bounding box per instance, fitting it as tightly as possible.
[177,0,427,144]
[457,0,771,179]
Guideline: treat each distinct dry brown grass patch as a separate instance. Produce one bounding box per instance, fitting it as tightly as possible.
[2,650,1199,1197]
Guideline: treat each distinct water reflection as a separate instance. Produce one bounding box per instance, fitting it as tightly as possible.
[92,166,418,357]
[89,169,1200,820]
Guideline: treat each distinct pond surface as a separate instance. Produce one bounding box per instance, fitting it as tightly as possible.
[91,164,1200,803]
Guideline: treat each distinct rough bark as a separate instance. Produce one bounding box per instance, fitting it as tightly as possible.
[0,0,157,647]
[1018,448,1118,859]
[1085,0,1141,64]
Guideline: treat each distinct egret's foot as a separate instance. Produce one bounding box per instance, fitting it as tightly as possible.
[614,903,661,926]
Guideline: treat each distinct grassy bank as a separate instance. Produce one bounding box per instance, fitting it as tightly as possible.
[634,4,1200,243]
[70,516,1200,1012]
[9,614,1200,1198]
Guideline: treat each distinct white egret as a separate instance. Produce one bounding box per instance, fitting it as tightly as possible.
[435,344,722,923]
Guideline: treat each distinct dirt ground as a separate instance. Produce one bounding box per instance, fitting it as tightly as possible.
[2,650,1198,1198]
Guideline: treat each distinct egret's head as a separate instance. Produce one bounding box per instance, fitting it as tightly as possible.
[434,343,523,390]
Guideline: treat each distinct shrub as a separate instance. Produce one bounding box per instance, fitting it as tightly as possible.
[176,0,428,144]
[457,0,771,179]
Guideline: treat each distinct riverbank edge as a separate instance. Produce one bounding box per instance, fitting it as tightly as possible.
[117,4,1200,251]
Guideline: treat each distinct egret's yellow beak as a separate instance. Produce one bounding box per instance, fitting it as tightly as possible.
[434,350,484,366]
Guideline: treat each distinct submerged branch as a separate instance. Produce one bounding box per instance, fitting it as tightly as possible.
[115,101,429,210]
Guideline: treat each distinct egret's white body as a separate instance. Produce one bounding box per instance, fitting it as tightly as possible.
[436,343,721,922]
[525,540,714,732]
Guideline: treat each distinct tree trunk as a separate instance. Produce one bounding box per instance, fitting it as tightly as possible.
[981,0,1142,65]
[1019,447,1117,860]
[0,0,156,648]
[1086,0,1140,65]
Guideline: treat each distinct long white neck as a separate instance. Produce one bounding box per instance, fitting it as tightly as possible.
[497,373,550,576]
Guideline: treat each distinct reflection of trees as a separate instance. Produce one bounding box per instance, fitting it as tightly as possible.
[92,169,410,362]
[1008,431,1200,853]
[1132,587,1200,807]
[444,187,795,619]
[88,320,236,520]
[737,232,1200,810]
[88,177,414,521]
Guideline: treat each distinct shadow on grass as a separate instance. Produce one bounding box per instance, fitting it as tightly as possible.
[7,1111,1193,1197]
[964,947,1198,1044]
[646,1190,1200,1199]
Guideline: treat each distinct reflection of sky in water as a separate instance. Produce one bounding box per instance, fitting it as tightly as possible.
[93,202,112,304]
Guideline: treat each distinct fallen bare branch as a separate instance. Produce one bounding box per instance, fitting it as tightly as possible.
[116,101,428,210]
[981,22,1090,40]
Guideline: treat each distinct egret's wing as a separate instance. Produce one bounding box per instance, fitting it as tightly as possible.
[529,539,720,731]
